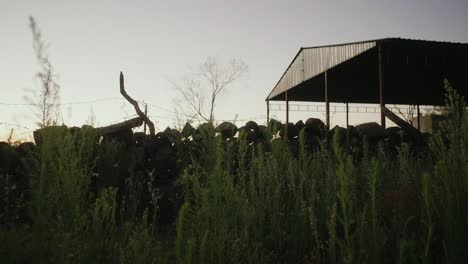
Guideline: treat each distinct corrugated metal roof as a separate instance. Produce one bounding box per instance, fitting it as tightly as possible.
[267,40,377,100]
[266,37,467,101]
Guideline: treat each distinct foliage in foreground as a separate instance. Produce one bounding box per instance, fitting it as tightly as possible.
[1,81,467,263]
[1,127,169,263]
[175,81,467,264]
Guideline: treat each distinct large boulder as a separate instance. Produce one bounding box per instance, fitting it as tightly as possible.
[305,118,325,136]
[385,126,402,137]
[0,141,14,171]
[145,132,177,177]
[384,126,415,152]
[295,120,305,132]
[355,122,386,142]
[268,119,282,135]
[245,121,259,133]
[164,127,182,144]
[181,122,195,138]
[279,123,299,139]
[238,126,257,143]
[69,126,81,138]
[14,142,36,171]
[15,142,35,157]
[327,125,348,145]
[256,125,269,140]
[33,126,68,146]
[103,127,134,147]
[194,123,215,140]
[134,132,146,146]
[215,122,238,139]
[347,125,361,147]
[135,146,146,169]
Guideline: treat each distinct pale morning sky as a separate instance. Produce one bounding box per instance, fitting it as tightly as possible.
[1,0,467,140]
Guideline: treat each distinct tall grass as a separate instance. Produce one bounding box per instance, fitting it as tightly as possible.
[428,80,468,263]
[1,82,466,263]
[1,127,167,263]
[175,82,467,263]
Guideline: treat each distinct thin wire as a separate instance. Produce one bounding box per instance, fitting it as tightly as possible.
[0,97,123,107]
[15,130,35,136]
[144,103,206,120]
[147,115,178,121]
[143,102,180,115]
[100,114,139,127]
[218,115,267,123]
[144,102,268,123]
[0,122,30,129]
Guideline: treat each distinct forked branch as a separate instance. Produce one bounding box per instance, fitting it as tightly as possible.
[119,72,155,136]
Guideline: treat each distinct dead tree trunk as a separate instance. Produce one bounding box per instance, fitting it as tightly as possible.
[381,106,422,139]
[119,72,155,136]
[97,117,143,135]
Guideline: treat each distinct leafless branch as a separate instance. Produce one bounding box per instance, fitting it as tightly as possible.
[26,16,61,128]
[119,72,155,136]
[393,104,416,125]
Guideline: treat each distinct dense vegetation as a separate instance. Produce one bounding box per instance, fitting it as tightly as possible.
[1,82,467,263]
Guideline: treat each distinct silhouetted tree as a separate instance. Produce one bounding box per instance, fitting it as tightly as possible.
[172,57,248,124]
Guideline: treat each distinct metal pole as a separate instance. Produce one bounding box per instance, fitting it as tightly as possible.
[285,90,289,124]
[266,100,270,123]
[346,102,349,128]
[379,44,386,128]
[144,104,147,134]
[417,105,421,131]
[325,71,330,129]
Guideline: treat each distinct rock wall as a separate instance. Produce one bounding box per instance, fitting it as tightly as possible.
[1,118,426,226]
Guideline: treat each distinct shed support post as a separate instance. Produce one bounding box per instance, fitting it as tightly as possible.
[144,104,148,134]
[346,102,349,128]
[379,44,386,128]
[417,105,421,131]
[285,90,289,124]
[325,71,330,129]
[266,100,270,124]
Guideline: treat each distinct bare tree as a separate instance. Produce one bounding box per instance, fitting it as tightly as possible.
[25,16,61,128]
[393,104,416,125]
[172,57,248,124]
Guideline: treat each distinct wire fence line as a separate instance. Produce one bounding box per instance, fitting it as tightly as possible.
[142,102,178,115]
[2,112,268,132]
[268,102,445,114]
[0,122,30,129]
[0,97,124,107]
[1,95,269,140]
[143,102,268,124]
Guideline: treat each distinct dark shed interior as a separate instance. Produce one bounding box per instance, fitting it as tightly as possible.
[268,38,468,106]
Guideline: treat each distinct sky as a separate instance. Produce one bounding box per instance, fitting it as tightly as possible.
[1,0,468,140]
